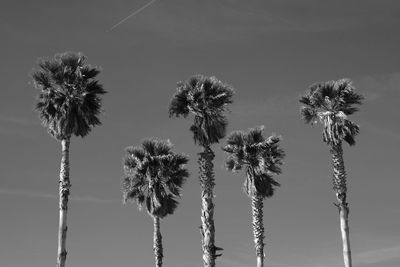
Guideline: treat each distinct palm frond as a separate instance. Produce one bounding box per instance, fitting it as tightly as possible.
[343,119,359,146]
[168,82,190,118]
[223,126,285,198]
[225,158,236,171]
[225,130,245,147]
[80,66,100,79]
[32,51,106,140]
[254,173,280,198]
[299,78,363,146]
[245,126,265,145]
[121,139,189,218]
[125,146,145,161]
[141,139,158,156]
[154,139,173,156]
[169,74,234,147]
[300,106,317,124]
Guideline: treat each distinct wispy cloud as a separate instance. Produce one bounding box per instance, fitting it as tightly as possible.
[220,257,300,267]
[0,114,37,126]
[0,188,56,199]
[219,257,251,267]
[353,72,400,141]
[355,72,400,102]
[0,114,40,137]
[354,246,400,265]
[361,121,400,141]
[233,93,298,119]
[219,243,302,267]
[0,188,119,203]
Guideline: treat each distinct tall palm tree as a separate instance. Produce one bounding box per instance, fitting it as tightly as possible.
[299,78,363,267]
[222,126,285,267]
[32,51,107,267]
[169,75,234,267]
[122,138,189,267]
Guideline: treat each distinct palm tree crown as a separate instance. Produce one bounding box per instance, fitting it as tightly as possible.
[169,75,234,147]
[222,126,285,198]
[122,139,189,218]
[32,51,107,140]
[299,79,363,146]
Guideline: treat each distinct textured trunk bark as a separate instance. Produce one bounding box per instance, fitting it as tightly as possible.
[331,143,352,267]
[57,138,71,267]
[251,195,264,267]
[198,147,216,267]
[153,216,163,267]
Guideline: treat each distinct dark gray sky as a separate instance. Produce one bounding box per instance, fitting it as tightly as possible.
[1,1,400,266]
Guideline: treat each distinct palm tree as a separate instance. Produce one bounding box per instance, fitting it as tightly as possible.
[122,138,189,267]
[32,52,107,267]
[299,78,363,267]
[222,126,285,267]
[169,75,234,267]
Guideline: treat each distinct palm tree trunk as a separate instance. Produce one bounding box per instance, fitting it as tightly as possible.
[251,195,265,267]
[57,138,71,267]
[198,146,216,267]
[331,143,352,267]
[153,216,163,267]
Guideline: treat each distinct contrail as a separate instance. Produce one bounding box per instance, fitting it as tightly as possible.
[107,0,158,32]
[0,188,119,203]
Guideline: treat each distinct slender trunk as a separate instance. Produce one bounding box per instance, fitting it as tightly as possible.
[251,195,265,267]
[57,138,71,267]
[153,216,163,267]
[331,143,352,267]
[198,146,216,267]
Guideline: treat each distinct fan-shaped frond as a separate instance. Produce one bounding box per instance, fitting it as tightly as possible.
[122,174,147,205]
[168,82,190,118]
[223,126,285,199]
[300,106,317,124]
[243,171,280,199]
[255,173,280,198]
[245,126,265,145]
[122,139,189,218]
[125,146,145,161]
[154,139,173,156]
[299,78,363,146]
[225,158,236,171]
[190,113,228,146]
[149,194,179,218]
[169,74,234,147]
[32,51,106,140]
[225,130,245,148]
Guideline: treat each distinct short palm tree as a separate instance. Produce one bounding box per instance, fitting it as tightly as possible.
[222,126,285,267]
[32,52,106,267]
[299,78,363,267]
[122,139,189,267]
[169,75,234,267]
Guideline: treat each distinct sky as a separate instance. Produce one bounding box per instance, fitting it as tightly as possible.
[1,0,400,266]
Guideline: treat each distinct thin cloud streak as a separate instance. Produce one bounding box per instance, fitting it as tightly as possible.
[219,245,302,267]
[355,72,400,102]
[0,188,119,203]
[220,257,301,267]
[0,115,40,137]
[362,121,400,141]
[0,114,37,126]
[354,246,400,264]
[107,0,158,32]
[219,258,251,267]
